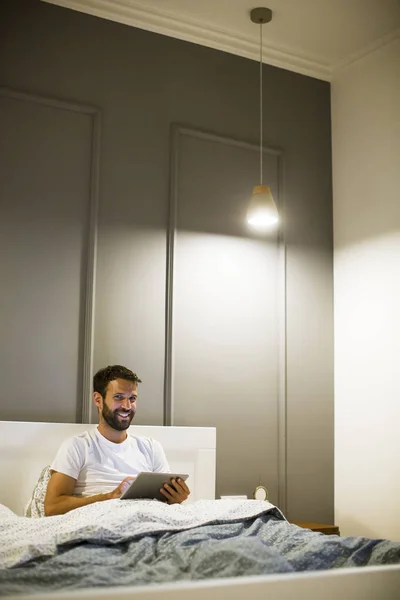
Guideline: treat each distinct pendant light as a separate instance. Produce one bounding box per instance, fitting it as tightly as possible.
[247,7,279,230]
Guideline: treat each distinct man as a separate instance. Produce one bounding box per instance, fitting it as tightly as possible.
[44,365,190,516]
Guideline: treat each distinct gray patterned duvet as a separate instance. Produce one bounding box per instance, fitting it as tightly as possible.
[0,499,399,596]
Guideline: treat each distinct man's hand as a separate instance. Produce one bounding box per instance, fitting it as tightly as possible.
[160,478,190,504]
[107,476,136,500]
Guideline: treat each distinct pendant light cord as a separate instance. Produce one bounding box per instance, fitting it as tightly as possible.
[259,22,263,186]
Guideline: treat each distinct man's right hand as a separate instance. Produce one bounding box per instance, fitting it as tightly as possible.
[107,476,136,499]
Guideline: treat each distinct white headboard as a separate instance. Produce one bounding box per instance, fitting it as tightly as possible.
[0,421,216,515]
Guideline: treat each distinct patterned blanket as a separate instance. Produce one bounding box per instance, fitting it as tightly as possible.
[0,499,280,569]
[0,500,399,597]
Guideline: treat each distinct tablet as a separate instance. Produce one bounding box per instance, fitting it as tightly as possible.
[120,472,189,501]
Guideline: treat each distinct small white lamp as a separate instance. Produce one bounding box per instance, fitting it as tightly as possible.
[247,7,279,231]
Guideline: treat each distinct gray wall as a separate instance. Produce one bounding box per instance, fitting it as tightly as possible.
[0,91,94,423]
[0,0,333,522]
[171,127,282,503]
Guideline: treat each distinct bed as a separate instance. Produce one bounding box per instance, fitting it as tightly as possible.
[0,420,399,600]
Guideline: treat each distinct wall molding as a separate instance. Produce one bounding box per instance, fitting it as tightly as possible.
[166,124,287,512]
[0,87,101,424]
[42,0,331,81]
[332,26,400,76]
[42,0,400,82]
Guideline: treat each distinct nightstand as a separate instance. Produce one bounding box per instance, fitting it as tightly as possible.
[292,522,340,536]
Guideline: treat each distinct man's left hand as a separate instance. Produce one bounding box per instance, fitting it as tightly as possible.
[160,478,190,504]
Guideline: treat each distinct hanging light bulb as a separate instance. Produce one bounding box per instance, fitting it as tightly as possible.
[247,184,278,228]
[247,7,279,231]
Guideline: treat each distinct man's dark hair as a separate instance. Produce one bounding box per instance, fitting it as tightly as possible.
[93,365,142,398]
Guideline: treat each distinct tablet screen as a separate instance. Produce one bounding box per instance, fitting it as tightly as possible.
[120,472,189,501]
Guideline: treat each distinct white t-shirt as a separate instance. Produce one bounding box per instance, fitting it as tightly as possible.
[50,428,170,497]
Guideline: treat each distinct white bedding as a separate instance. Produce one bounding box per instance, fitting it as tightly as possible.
[0,499,279,569]
[1,499,400,600]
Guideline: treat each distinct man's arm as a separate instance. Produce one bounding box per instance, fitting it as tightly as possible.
[44,471,134,516]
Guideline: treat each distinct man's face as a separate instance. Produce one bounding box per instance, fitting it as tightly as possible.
[100,378,138,431]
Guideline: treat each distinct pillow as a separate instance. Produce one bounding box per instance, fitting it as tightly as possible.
[0,503,16,520]
[24,465,52,518]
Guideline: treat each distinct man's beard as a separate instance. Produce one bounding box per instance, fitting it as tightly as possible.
[102,403,135,431]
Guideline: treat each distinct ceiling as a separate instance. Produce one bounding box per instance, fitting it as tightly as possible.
[42,0,400,80]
